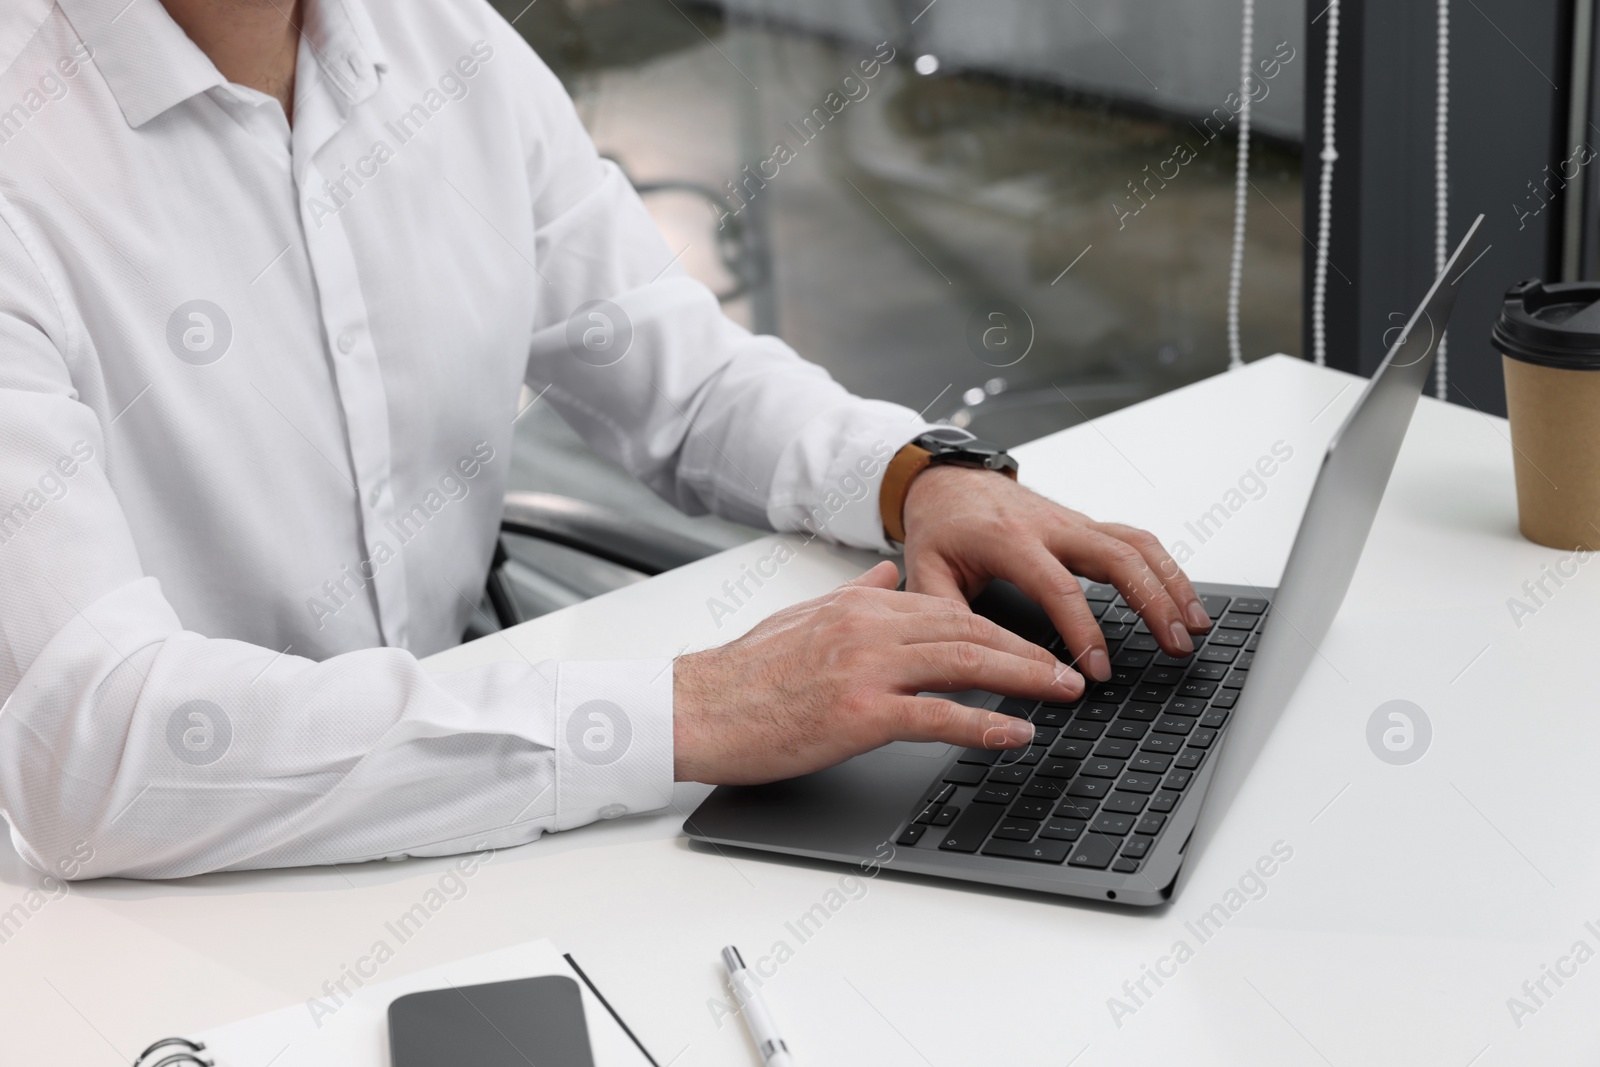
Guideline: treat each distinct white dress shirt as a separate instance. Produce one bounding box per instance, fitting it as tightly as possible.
[0,0,935,878]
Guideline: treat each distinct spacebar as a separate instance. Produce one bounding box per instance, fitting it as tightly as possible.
[937,804,1004,853]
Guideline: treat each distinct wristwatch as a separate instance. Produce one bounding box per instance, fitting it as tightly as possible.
[879,428,1018,545]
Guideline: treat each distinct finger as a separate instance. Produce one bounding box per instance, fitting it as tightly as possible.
[1054,526,1193,657]
[845,559,900,590]
[904,553,968,605]
[885,604,1060,666]
[898,641,1084,700]
[1005,544,1111,681]
[1095,522,1209,632]
[881,695,1037,750]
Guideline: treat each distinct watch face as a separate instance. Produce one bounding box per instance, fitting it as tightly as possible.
[919,426,978,448]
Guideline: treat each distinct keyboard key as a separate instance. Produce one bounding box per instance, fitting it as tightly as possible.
[1064,721,1105,740]
[1223,670,1249,689]
[1021,778,1067,799]
[993,818,1042,841]
[1055,796,1099,820]
[1039,818,1085,841]
[1186,662,1229,681]
[1140,734,1183,754]
[1084,582,1116,602]
[1067,834,1121,869]
[1174,749,1205,770]
[1118,702,1161,723]
[1120,835,1152,858]
[1031,706,1073,727]
[1029,725,1060,744]
[1198,645,1238,664]
[896,824,926,846]
[1090,812,1135,835]
[1100,622,1132,641]
[1153,651,1194,667]
[1130,684,1174,704]
[1147,791,1180,813]
[1199,594,1231,617]
[1129,753,1172,774]
[1050,737,1095,760]
[1101,792,1147,815]
[942,764,987,786]
[1135,813,1168,835]
[1231,596,1269,614]
[996,697,1037,718]
[1075,702,1119,723]
[914,803,940,825]
[1067,777,1111,798]
[1117,771,1162,794]
[1218,612,1258,630]
[1036,757,1082,779]
[1187,728,1218,749]
[931,805,959,826]
[973,784,1017,804]
[957,748,1000,765]
[1244,633,1261,652]
[983,837,1072,863]
[1236,651,1255,670]
[1178,679,1218,699]
[1121,634,1160,653]
[1009,797,1053,819]
[1093,738,1138,758]
[1109,665,1142,686]
[1199,709,1229,729]
[1101,605,1137,625]
[1080,758,1124,779]
[1210,688,1240,709]
[1112,649,1153,668]
[988,764,1031,784]
[1106,720,1149,740]
[1166,697,1208,716]
[1162,770,1194,791]
[1112,857,1141,873]
[938,804,1005,852]
[921,782,956,805]
[1087,684,1131,704]
[1142,665,1186,686]
[1206,629,1247,647]
[1153,715,1197,735]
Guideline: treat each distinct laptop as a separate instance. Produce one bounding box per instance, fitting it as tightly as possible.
[684,216,1486,906]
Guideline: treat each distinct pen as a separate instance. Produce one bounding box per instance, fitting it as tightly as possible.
[721,945,797,1066]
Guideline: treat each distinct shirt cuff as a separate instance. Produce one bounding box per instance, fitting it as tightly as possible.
[766,402,976,552]
[552,658,675,829]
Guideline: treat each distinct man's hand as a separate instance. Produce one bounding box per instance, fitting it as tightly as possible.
[901,464,1210,682]
[673,561,1083,784]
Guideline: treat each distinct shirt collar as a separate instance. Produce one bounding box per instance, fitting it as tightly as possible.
[57,0,388,129]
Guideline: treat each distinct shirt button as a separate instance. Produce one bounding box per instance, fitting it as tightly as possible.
[598,803,628,820]
[367,485,383,507]
[336,329,356,354]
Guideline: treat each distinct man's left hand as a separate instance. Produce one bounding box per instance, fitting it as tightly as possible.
[900,464,1211,682]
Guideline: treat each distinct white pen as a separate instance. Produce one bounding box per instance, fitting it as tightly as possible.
[721,945,797,1067]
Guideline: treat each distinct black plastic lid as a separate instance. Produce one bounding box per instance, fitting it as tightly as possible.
[1492,279,1600,369]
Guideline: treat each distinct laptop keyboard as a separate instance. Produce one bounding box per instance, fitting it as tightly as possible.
[894,585,1270,876]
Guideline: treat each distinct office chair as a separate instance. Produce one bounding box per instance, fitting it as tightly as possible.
[481,490,723,632]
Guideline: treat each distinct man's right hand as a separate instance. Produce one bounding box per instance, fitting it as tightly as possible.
[671,560,1084,784]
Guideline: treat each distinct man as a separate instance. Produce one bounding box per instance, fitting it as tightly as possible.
[0,0,1209,879]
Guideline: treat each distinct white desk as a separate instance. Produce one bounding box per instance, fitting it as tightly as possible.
[2,355,1594,1065]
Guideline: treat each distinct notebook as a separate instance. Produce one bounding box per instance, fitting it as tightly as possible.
[164,940,657,1067]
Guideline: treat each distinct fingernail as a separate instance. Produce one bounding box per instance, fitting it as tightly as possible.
[1185,600,1211,630]
[1005,719,1035,746]
[1087,648,1111,680]
[1168,621,1195,653]
[1052,661,1084,693]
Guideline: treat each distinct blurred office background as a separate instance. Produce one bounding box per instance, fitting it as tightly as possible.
[485,0,1306,618]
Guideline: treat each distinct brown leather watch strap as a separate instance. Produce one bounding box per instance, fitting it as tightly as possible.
[879,443,934,545]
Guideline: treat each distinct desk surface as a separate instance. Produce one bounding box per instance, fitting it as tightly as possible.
[3,355,1594,1065]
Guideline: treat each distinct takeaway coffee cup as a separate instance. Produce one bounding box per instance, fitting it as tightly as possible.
[1491,279,1600,550]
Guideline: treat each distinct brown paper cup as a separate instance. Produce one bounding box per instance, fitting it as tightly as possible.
[1502,353,1600,550]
